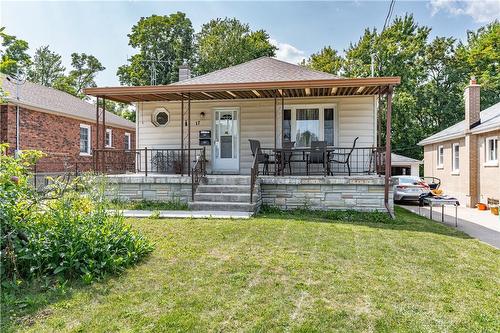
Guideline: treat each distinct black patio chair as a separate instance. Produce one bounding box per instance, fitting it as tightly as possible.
[279,141,295,175]
[249,139,270,175]
[329,137,359,176]
[306,141,327,175]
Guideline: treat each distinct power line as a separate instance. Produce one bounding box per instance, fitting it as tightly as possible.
[383,0,396,32]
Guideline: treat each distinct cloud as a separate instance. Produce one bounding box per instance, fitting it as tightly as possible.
[429,0,500,23]
[270,39,306,64]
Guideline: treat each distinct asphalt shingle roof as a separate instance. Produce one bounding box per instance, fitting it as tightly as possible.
[1,75,135,129]
[391,153,422,164]
[418,102,500,146]
[172,57,341,86]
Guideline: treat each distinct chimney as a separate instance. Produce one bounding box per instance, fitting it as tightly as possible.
[178,61,191,82]
[464,77,480,130]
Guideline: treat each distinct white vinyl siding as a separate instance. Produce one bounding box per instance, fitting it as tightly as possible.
[137,96,376,174]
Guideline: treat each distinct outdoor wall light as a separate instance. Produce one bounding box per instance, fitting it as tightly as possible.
[200,111,206,119]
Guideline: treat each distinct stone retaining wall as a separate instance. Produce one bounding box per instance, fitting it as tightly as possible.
[259,176,393,213]
[105,174,192,202]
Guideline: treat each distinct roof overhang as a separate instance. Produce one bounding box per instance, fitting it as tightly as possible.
[84,77,400,103]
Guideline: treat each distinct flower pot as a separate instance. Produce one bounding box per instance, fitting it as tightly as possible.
[476,203,488,210]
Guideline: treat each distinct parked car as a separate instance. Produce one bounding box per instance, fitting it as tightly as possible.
[393,176,431,202]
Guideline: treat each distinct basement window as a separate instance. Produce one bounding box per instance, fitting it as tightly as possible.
[485,137,498,166]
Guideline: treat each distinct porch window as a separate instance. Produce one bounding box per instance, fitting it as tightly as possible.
[125,132,131,150]
[296,108,320,147]
[79,124,91,155]
[282,105,336,147]
[485,137,498,165]
[452,143,460,173]
[105,129,112,148]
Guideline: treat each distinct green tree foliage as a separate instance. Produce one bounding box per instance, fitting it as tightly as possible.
[99,99,136,122]
[117,13,195,86]
[456,21,499,109]
[27,45,65,86]
[0,28,31,77]
[195,18,277,75]
[301,46,342,74]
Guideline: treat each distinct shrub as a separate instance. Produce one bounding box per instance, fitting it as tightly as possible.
[0,144,153,284]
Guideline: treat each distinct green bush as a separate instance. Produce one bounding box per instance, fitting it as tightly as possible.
[0,144,153,284]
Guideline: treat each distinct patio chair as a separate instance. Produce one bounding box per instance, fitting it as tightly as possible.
[306,141,327,175]
[279,141,295,175]
[249,139,270,175]
[329,137,359,176]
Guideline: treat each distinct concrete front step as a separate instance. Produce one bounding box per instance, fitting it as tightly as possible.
[205,175,251,185]
[189,201,257,212]
[196,184,249,193]
[194,192,251,202]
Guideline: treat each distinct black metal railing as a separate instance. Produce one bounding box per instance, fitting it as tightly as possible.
[191,148,207,200]
[255,146,385,176]
[93,148,205,176]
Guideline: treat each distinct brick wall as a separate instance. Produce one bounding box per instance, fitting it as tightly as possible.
[0,104,135,173]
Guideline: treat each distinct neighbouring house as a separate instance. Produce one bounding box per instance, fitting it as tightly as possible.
[391,153,422,177]
[0,75,136,175]
[418,78,499,207]
[85,57,400,213]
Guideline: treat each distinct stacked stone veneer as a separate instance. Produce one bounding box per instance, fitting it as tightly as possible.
[105,175,192,202]
[105,174,394,213]
[259,176,393,212]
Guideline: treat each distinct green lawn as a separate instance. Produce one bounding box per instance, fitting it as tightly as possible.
[2,207,499,332]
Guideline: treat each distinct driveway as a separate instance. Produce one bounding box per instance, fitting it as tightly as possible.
[400,203,500,249]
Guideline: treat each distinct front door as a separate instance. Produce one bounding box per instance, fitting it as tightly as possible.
[213,108,239,172]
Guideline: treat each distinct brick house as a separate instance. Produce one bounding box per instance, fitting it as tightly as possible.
[418,79,499,207]
[1,75,135,173]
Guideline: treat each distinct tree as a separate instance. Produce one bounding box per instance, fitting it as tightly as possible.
[301,46,342,74]
[195,18,277,75]
[27,45,65,86]
[54,53,105,99]
[0,28,31,77]
[456,21,499,109]
[343,15,431,159]
[117,13,195,86]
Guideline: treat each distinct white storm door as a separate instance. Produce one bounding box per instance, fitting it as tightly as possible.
[213,108,239,171]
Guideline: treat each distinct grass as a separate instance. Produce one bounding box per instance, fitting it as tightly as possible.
[2,207,499,332]
[109,199,189,211]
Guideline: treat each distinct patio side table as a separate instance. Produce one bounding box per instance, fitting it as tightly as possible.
[420,197,459,227]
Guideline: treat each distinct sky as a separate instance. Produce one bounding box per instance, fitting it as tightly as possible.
[2,0,499,86]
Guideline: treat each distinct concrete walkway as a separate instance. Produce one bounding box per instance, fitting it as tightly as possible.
[400,204,500,249]
[117,210,253,219]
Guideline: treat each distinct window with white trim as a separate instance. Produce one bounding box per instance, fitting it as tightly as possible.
[105,128,112,148]
[452,143,460,173]
[437,145,444,168]
[124,132,131,150]
[485,137,498,164]
[282,104,336,147]
[79,124,91,155]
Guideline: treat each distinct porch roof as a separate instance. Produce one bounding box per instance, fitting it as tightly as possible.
[84,58,400,103]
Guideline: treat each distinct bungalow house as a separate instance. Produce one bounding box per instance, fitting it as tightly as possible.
[85,57,400,213]
[418,78,499,207]
[0,75,136,175]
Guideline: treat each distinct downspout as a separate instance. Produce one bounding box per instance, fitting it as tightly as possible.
[384,85,394,218]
